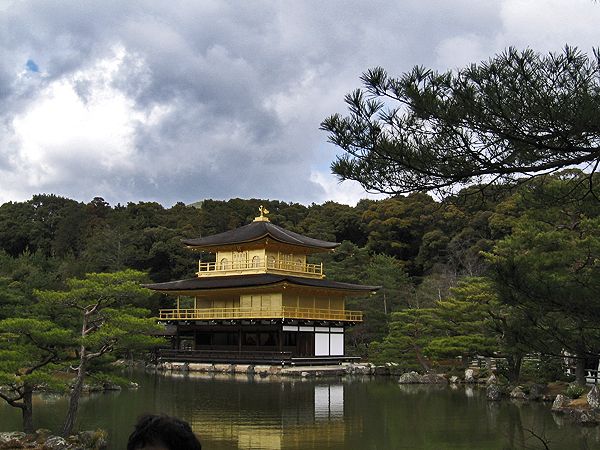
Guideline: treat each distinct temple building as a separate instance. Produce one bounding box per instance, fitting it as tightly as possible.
[145,206,378,365]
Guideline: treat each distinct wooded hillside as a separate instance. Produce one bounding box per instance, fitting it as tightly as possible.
[1,170,598,384]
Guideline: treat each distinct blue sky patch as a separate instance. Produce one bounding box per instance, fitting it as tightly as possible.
[26,59,39,72]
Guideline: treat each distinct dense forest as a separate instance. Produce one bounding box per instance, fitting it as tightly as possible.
[1,170,598,389]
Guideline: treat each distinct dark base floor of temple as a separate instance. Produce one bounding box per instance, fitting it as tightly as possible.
[158,320,359,365]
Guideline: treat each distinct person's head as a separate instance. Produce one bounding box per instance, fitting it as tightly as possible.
[127,414,201,450]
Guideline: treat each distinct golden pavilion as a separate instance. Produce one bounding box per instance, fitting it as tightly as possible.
[146,206,378,364]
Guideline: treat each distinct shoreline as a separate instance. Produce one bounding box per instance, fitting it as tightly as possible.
[147,360,402,377]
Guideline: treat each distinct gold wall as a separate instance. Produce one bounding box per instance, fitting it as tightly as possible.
[240,293,283,309]
[194,295,240,309]
[282,292,344,310]
[179,290,346,312]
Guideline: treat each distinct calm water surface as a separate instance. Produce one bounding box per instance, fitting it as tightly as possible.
[1,371,599,449]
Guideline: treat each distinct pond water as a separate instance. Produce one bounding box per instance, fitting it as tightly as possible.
[1,371,599,449]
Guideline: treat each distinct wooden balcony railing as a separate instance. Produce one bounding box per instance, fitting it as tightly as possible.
[159,306,363,322]
[198,258,323,277]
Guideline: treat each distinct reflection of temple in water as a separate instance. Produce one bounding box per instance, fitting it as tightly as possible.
[314,384,344,421]
[169,376,349,450]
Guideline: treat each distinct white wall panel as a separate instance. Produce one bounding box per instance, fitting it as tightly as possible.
[330,333,344,356]
[315,333,330,356]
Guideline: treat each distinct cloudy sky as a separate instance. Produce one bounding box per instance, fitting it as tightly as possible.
[1,0,599,207]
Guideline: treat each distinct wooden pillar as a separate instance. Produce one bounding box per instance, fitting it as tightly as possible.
[278,326,284,365]
[278,326,283,353]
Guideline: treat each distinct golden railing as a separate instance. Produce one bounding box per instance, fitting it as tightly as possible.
[198,259,323,277]
[159,306,362,322]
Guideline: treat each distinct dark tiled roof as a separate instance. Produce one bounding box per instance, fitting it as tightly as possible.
[182,221,339,250]
[144,274,379,293]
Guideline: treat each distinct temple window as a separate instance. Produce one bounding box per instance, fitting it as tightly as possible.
[243,332,258,346]
[260,332,277,346]
[232,251,245,269]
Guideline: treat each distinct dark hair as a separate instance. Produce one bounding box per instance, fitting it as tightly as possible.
[127,414,202,450]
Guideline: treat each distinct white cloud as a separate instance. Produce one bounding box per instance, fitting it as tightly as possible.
[310,170,386,206]
[436,35,490,70]
[1,47,167,203]
[498,0,600,51]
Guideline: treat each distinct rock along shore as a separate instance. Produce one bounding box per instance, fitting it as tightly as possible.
[0,429,107,450]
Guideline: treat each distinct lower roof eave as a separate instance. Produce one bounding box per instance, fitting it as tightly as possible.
[144,274,380,296]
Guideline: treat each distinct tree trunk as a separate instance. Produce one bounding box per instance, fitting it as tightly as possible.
[574,339,587,386]
[63,309,91,437]
[506,354,523,383]
[461,354,470,369]
[62,352,86,437]
[22,384,34,434]
[414,345,430,372]
[575,356,586,386]
[383,292,387,315]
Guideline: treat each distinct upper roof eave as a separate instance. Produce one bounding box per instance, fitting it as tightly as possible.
[181,221,340,251]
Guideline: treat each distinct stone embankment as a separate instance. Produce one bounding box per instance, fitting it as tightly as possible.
[0,429,107,450]
[480,371,600,425]
[397,371,447,384]
[150,361,401,377]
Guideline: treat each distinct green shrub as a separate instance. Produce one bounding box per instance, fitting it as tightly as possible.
[537,356,570,382]
[515,356,572,383]
[565,384,585,399]
[516,358,539,382]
